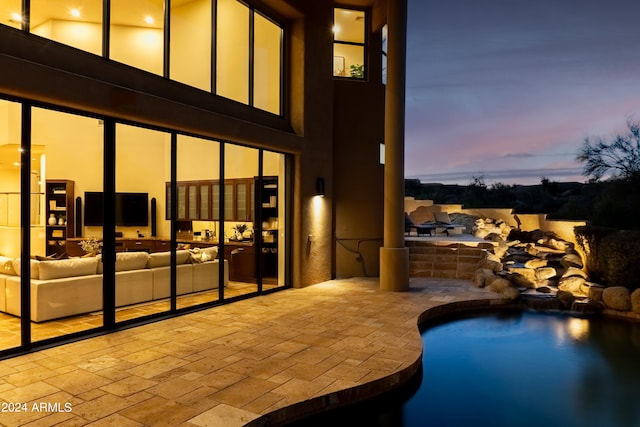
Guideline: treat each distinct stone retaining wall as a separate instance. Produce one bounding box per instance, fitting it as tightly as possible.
[407,240,491,280]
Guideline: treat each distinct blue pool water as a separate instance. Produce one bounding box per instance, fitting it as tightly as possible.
[297,310,640,427]
[403,311,640,427]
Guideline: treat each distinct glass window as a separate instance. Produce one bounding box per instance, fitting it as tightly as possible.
[30,0,103,55]
[170,0,212,91]
[1,1,25,29]
[382,24,388,84]
[224,144,258,294]
[31,107,104,341]
[176,135,221,308]
[110,0,164,75]
[216,0,249,104]
[333,8,366,79]
[253,12,282,115]
[0,98,22,351]
[115,124,170,321]
[262,150,287,288]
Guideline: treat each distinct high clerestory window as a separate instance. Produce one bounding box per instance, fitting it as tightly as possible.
[333,8,366,79]
[3,0,282,116]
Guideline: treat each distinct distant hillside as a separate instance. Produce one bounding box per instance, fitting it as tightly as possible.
[405,178,596,221]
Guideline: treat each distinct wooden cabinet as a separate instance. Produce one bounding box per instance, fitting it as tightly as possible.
[45,180,75,257]
[166,179,254,222]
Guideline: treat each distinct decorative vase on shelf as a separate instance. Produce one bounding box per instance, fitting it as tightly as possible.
[58,217,65,225]
[48,213,57,226]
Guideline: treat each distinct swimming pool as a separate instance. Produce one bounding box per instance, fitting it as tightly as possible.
[405,310,640,427]
[297,310,640,426]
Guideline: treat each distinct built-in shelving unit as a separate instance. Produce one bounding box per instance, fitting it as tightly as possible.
[257,176,278,280]
[45,180,75,257]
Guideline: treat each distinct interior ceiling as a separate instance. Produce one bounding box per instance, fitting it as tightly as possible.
[0,144,46,172]
[0,0,196,29]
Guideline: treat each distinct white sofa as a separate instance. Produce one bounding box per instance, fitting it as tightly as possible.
[0,248,227,322]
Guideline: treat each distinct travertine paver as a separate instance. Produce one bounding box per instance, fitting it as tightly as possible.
[0,277,508,426]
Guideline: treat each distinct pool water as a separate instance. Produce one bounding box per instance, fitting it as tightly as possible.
[404,310,640,427]
[296,310,640,427]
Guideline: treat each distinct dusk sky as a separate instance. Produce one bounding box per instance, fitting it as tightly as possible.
[404,0,640,185]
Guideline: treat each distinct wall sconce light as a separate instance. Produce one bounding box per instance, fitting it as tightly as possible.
[315,177,325,197]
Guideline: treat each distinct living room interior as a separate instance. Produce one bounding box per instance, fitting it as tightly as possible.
[0,0,292,352]
[0,98,287,351]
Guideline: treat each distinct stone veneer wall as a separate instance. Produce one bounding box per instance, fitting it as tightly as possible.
[407,240,492,280]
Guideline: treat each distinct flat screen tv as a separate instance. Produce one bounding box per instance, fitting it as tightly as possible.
[84,192,149,227]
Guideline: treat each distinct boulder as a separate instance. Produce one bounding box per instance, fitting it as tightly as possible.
[631,289,640,314]
[588,284,604,302]
[477,257,503,273]
[525,243,540,257]
[506,267,536,287]
[556,290,576,309]
[474,268,496,288]
[535,267,557,280]
[491,242,510,259]
[560,253,583,269]
[525,258,547,269]
[486,277,512,293]
[540,237,569,251]
[501,286,521,300]
[485,252,503,264]
[571,300,603,315]
[561,267,588,279]
[602,286,631,311]
[558,276,586,295]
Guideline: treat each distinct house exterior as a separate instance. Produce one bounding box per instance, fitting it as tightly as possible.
[0,0,408,356]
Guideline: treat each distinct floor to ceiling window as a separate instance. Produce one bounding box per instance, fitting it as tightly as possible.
[115,124,170,322]
[30,107,104,341]
[0,96,290,357]
[223,144,259,295]
[0,99,22,351]
[175,135,223,309]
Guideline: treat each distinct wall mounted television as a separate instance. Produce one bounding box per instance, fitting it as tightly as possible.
[84,192,149,226]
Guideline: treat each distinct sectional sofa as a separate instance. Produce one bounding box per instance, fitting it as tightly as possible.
[0,247,227,322]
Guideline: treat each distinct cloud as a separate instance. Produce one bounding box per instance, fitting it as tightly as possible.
[404,0,640,184]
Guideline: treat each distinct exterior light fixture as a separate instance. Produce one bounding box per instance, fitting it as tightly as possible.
[315,177,325,197]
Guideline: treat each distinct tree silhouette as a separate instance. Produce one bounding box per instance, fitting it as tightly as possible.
[576,120,640,181]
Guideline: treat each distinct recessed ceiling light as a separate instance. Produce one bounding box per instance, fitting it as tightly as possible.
[70,9,81,18]
[144,16,154,25]
[10,12,22,22]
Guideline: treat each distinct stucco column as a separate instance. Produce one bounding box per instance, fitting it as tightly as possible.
[380,0,409,291]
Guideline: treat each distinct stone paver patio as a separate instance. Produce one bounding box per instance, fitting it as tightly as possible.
[0,277,509,426]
